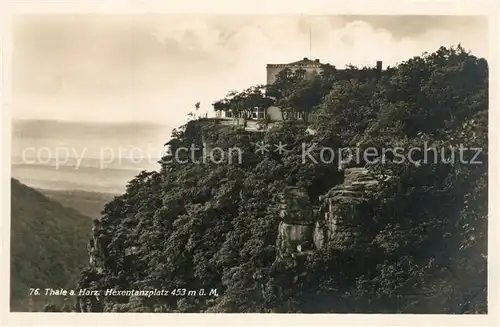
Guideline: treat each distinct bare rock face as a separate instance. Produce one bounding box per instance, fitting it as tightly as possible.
[79,219,105,312]
[275,186,316,260]
[89,219,104,274]
[277,222,315,255]
[274,168,378,262]
[314,168,378,250]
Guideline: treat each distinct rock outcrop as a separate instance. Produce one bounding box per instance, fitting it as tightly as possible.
[273,168,378,264]
[314,167,378,249]
[275,187,316,261]
[78,219,105,312]
[89,219,105,274]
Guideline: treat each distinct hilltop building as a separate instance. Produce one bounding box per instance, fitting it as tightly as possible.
[266,57,324,85]
[214,58,383,124]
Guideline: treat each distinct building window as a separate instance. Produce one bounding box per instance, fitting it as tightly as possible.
[226,111,232,118]
[251,106,263,120]
[258,108,265,119]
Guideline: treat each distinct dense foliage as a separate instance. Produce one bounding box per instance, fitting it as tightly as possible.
[78,45,487,313]
[10,179,92,311]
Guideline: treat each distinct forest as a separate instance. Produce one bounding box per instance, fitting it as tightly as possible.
[11,179,92,312]
[74,45,488,313]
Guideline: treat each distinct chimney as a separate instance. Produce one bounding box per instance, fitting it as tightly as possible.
[303,57,308,61]
[315,59,320,63]
[376,61,382,79]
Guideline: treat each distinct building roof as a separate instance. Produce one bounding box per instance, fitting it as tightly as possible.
[266,57,322,68]
[287,57,322,65]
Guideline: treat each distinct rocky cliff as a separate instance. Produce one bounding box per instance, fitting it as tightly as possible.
[273,167,378,264]
[315,167,378,250]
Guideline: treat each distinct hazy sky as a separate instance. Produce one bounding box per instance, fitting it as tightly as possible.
[12,15,488,126]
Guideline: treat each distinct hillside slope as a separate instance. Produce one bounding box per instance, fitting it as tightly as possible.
[10,179,93,311]
[77,46,487,313]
